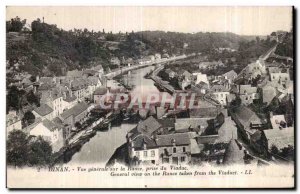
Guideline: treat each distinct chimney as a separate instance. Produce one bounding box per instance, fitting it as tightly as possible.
[153,133,158,142]
[36,75,39,82]
[143,138,147,150]
[63,92,67,99]
[171,138,176,146]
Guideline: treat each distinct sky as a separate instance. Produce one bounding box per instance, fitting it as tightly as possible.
[6,6,293,36]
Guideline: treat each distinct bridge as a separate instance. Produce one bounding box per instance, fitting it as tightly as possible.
[105,55,187,79]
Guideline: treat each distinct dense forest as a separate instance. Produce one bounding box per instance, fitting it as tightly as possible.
[275,31,293,58]
[6,16,282,77]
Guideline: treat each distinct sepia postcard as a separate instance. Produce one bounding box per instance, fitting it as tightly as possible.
[6,6,295,189]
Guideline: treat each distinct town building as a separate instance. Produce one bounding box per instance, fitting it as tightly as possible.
[59,102,90,132]
[223,70,237,84]
[93,87,109,105]
[261,127,294,157]
[270,72,290,85]
[230,105,264,142]
[238,85,259,105]
[210,85,230,106]
[157,133,191,165]
[193,72,209,86]
[39,88,64,118]
[24,118,64,152]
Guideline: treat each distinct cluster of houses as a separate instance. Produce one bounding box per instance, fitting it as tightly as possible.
[125,105,270,166]
[7,65,105,152]
[145,57,294,165]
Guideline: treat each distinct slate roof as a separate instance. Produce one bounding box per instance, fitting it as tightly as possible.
[42,119,62,131]
[182,70,192,79]
[71,79,88,90]
[156,133,190,147]
[131,135,157,150]
[137,116,162,136]
[262,85,277,104]
[216,117,238,143]
[210,84,230,93]
[190,138,201,154]
[223,70,237,80]
[60,102,89,120]
[63,94,77,102]
[33,104,53,116]
[239,85,257,94]
[264,127,294,150]
[157,118,175,129]
[223,139,245,165]
[233,106,262,130]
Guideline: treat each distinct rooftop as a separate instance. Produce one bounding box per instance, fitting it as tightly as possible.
[33,104,53,116]
[264,127,294,150]
[60,102,89,120]
[156,133,190,147]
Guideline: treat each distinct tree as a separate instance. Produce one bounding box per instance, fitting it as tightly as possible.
[6,86,23,112]
[27,136,53,166]
[26,91,40,106]
[281,146,294,160]
[7,130,29,167]
[22,111,35,127]
[29,76,36,82]
[270,145,279,155]
[6,16,26,32]
[7,131,53,167]
[75,122,82,130]
[256,36,261,44]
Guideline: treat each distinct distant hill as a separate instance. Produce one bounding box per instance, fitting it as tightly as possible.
[6,18,277,77]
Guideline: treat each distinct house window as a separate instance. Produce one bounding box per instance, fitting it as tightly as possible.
[136,151,140,157]
[173,147,176,153]
[144,151,147,157]
[162,158,169,164]
[181,156,186,162]
[183,147,186,152]
[151,150,155,157]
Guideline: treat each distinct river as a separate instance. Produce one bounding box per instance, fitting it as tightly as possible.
[68,65,169,165]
